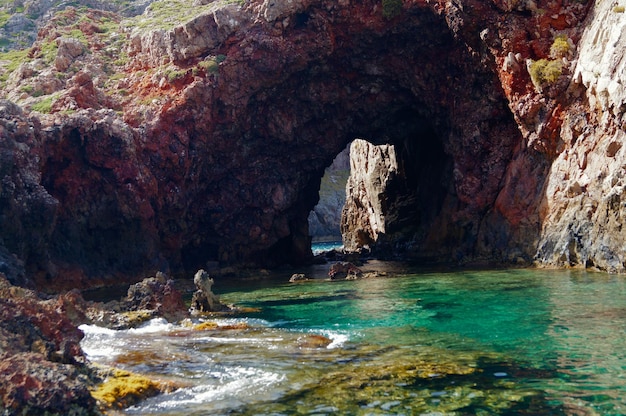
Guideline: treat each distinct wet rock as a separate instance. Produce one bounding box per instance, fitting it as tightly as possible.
[328,262,362,280]
[0,274,98,415]
[289,273,309,282]
[296,334,333,349]
[121,273,188,323]
[192,320,250,331]
[0,352,96,416]
[190,269,227,313]
[358,271,387,279]
[91,367,174,410]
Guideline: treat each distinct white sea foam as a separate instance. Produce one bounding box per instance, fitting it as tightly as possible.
[128,318,173,334]
[78,324,122,359]
[127,366,285,413]
[79,319,174,360]
[78,323,117,336]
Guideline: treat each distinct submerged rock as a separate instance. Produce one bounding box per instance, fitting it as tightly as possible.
[296,334,333,349]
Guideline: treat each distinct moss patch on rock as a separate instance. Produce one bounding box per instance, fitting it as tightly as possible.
[91,368,165,409]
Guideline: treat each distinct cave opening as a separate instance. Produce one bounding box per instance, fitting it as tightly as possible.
[191,2,519,270]
[306,103,452,260]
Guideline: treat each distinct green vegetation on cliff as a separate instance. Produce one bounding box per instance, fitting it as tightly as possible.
[0,48,28,85]
[125,0,243,32]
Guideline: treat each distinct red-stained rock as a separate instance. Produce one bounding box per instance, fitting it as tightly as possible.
[2,0,625,289]
[0,352,95,415]
[0,274,98,415]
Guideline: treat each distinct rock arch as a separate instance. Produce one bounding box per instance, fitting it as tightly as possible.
[163,0,529,270]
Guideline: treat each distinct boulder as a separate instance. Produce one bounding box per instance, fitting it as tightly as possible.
[289,273,309,282]
[0,274,98,415]
[328,262,362,280]
[121,273,188,322]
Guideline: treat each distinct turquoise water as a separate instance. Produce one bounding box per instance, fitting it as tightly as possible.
[311,241,344,255]
[81,267,626,415]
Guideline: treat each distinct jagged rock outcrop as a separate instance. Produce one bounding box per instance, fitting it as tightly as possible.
[190,269,227,313]
[4,0,626,289]
[341,139,399,252]
[0,100,56,288]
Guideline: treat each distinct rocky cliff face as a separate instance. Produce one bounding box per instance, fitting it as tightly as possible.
[1,0,625,290]
[534,0,626,272]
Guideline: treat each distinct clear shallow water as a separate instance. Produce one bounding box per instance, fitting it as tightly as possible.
[80,268,626,415]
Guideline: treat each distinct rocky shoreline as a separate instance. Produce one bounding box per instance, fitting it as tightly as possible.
[0,251,385,414]
[0,266,236,414]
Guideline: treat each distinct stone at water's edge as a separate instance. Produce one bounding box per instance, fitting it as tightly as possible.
[0,274,98,415]
[1,0,626,292]
[190,269,228,313]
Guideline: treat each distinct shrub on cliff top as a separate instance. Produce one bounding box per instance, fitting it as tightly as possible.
[31,94,57,113]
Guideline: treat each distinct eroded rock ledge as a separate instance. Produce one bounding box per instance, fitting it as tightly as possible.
[2,0,626,290]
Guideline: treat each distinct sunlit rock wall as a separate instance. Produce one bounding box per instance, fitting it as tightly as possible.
[535,0,626,272]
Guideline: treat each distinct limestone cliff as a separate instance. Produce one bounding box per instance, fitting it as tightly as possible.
[1,0,625,290]
[534,0,626,272]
